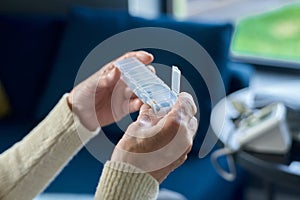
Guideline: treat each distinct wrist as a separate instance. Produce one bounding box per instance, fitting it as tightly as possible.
[66,93,99,132]
[97,161,159,199]
[111,146,165,183]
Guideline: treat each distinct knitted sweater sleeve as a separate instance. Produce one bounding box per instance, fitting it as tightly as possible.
[0,95,159,200]
[96,161,159,200]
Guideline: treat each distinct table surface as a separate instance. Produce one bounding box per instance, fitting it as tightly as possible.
[211,88,300,190]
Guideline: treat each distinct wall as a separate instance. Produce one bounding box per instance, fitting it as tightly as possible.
[128,0,161,18]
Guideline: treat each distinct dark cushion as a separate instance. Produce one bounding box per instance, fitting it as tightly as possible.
[0,121,36,153]
[0,14,65,119]
[227,62,254,94]
[130,16,233,86]
[45,148,102,194]
[161,155,245,200]
[35,7,130,121]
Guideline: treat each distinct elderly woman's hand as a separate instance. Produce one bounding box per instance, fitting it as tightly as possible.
[111,92,198,183]
[68,51,154,131]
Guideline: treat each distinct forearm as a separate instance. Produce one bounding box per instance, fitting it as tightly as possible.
[95,161,159,200]
[0,94,159,200]
[0,95,96,200]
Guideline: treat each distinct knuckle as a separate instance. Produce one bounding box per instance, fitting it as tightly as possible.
[179,154,187,164]
[123,51,134,58]
[184,136,193,148]
[168,117,181,129]
[180,92,193,100]
[188,143,193,151]
[189,117,198,132]
[178,93,197,115]
[147,65,156,73]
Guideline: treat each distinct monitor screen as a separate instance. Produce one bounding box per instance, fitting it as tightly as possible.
[231,4,300,69]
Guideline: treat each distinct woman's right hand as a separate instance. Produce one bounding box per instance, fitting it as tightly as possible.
[111,92,198,183]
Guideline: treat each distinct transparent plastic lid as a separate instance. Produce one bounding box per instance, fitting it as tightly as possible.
[114,57,180,115]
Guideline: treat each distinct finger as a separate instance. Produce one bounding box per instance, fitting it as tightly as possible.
[137,104,152,121]
[189,116,198,139]
[128,98,143,113]
[156,108,181,139]
[123,87,141,102]
[172,92,197,119]
[124,87,134,99]
[136,104,159,125]
[135,51,154,64]
[170,145,192,170]
[139,103,152,113]
[178,92,197,115]
[147,64,156,74]
[94,51,153,87]
[105,67,121,86]
[114,51,154,65]
[105,51,153,88]
[156,101,195,142]
[96,65,122,90]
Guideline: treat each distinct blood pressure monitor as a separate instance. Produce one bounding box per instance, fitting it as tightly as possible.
[228,103,291,154]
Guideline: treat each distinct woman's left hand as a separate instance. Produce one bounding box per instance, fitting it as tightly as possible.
[68,51,154,131]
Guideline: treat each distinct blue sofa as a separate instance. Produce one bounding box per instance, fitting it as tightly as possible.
[0,6,253,200]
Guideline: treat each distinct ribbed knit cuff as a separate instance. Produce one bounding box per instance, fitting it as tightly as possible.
[95,161,159,200]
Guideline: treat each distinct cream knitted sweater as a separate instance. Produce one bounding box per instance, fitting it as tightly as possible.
[0,95,158,200]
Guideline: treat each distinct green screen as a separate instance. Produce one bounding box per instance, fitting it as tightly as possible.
[231,4,300,63]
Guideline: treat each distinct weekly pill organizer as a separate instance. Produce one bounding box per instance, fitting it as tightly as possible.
[114,57,181,115]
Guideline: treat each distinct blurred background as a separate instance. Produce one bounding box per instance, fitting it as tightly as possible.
[0,0,300,200]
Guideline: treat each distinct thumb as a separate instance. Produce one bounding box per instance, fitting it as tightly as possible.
[137,104,163,127]
[137,104,153,124]
[135,51,154,64]
[106,67,121,85]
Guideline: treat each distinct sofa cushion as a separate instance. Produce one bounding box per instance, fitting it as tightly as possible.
[0,14,65,119]
[130,16,233,86]
[227,62,253,94]
[44,147,102,194]
[35,7,130,121]
[0,120,36,153]
[161,155,245,200]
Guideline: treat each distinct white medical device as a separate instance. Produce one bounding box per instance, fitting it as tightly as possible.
[228,103,291,153]
[211,102,291,181]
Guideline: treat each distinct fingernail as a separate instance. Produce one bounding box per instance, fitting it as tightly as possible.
[189,117,198,134]
[136,51,153,62]
[138,112,153,127]
[147,64,156,73]
[179,93,197,115]
[108,67,116,77]
[108,68,120,80]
